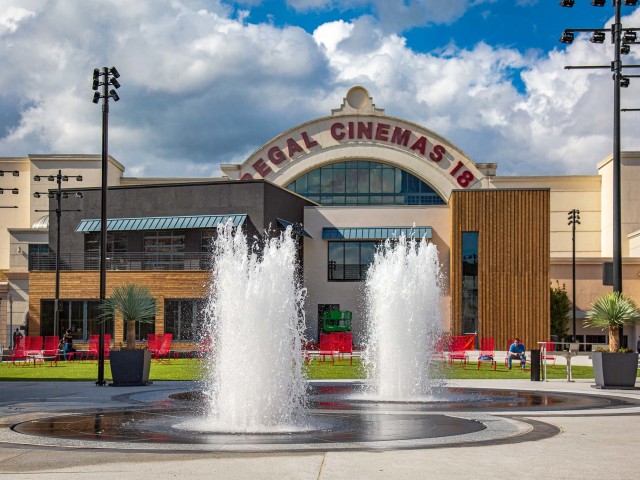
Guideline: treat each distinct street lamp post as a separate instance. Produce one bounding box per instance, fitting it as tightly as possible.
[92,66,121,386]
[559,0,640,349]
[568,209,581,342]
[33,171,83,339]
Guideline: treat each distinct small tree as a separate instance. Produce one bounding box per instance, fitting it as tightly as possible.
[584,292,640,352]
[100,284,156,350]
[550,282,570,339]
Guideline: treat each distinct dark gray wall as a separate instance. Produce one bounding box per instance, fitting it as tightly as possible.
[50,180,315,255]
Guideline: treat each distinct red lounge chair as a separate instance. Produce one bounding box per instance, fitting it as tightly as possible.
[318,333,336,363]
[7,336,27,365]
[154,333,172,363]
[448,335,471,367]
[87,334,111,362]
[477,337,496,370]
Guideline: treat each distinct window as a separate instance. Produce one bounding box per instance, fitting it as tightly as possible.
[328,241,377,281]
[40,299,113,340]
[28,244,49,270]
[84,232,128,269]
[143,230,185,270]
[164,299,205,341]
[286,160,446,206]
[461,232,479,341]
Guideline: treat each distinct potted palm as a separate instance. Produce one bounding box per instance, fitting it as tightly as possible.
[101,284,157,386]
[585,292,640,388]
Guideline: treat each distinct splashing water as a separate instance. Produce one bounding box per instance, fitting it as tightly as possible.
[363,234,445,401]
[197,223,308,433]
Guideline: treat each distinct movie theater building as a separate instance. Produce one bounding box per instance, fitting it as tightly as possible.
[18,86,640,349]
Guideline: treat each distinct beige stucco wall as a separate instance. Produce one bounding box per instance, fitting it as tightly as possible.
[302,205,451,344]
[598,152,640,257]
[490,175,602,258]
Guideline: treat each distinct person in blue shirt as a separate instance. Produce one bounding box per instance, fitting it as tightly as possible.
[508,338,526,370]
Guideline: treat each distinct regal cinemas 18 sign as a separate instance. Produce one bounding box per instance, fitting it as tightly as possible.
[240,117,478,188]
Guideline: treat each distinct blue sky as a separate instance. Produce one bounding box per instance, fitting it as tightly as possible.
[0,0,639,177]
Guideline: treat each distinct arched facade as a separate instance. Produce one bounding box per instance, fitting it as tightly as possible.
[222,87,550,346]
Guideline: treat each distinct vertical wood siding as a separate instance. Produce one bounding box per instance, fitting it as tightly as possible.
[450,189,550,348]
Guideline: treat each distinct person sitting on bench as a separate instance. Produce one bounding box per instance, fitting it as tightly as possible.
[508,337,526,370]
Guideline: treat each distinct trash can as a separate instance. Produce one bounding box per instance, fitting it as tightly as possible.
[530,349,541,381]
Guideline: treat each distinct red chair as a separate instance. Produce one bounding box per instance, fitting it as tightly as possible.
[542,340,557,367]
[318,333,337,363]
[431,336,447,364]
[24,335,43,353]
[87,334,111,362]
[7,336,27,365]
[43,336,59,356]
[448,335,470,367]
[154,333,172,363]
[337,332,353,365]
[477,337,496,370]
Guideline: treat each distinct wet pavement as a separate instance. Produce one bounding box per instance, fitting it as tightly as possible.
[1,379,640,478]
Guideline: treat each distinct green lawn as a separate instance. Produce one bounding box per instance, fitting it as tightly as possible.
[0,357,618,382]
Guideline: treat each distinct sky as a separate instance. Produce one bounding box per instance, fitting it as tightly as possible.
[1,0,640,178]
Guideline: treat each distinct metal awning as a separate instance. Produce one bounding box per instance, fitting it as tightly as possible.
[322,226,432,240]
[276,218,312,238]
[76,214,247,232]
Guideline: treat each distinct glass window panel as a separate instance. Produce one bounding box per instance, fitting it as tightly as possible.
[333,168,345,193]
[360,242,376,265]
[358,168,369,193]
[345,168,358,193]
[332,196,345,205]
[321,166,333,191]
[382,168,395,194]
[307,169,320,193]
[395,168,403,193]
[296,174,307,193]
[369,195,382,204]
[370,168,382,193]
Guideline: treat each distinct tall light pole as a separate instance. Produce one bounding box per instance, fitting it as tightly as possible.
[34,171,83,339]
[568,209,581,343]
[92,66,120,386]
[560,0,639,349]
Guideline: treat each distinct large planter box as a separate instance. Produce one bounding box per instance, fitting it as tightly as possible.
[109,349,152,386]
[592,352,639,388]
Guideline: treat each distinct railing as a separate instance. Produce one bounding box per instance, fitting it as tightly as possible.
[328,263,369,281]
[30,252,212,271]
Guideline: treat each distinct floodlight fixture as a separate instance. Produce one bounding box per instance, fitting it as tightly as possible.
[12,170,18,176]
[76,175,82,182]
[33,192,40,198]
[621,44,631,54]
[621,76,631,87]
[111,78,120,89]
[560,0,574,7]
[11,188,18,194]
[590,31,606,43]
[624,0,638,6]
[560,31,575,44]
[110,66,120,78]
[624,31,637,43]
[47,192,54,199]
[92,92,100,104]
[62,175,68,181]
[110,89,120,101]
[34,175,41,181]
[47,175,54,181]
[591,0,605,6]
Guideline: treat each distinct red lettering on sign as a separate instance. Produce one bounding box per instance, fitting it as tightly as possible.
[331,123,346,141]
[450,161,464,177]
[391,127,411,146]
[301,132,319,149]
[410,136,427,155]
[348,122,355,139]
[286,139,304,158]
[268,146,287,165]
[252,158,272,178]
[429,144,446,162]
[358,122,372,140]
[457,171,475,187]
[375,123,390,141]
[240,173,254,180]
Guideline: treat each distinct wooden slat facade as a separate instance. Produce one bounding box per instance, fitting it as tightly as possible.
[450,189,550,348]
[29,271,210,345]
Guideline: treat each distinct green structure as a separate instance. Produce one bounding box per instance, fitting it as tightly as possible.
[322,310,352,333]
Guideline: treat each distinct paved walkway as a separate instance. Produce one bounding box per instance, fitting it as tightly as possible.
[0,378,639,479]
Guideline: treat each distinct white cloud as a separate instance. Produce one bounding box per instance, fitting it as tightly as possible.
[0,0,638,177]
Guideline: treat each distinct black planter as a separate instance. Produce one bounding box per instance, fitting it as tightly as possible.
[592,352,639,389]
[109,349,152,386]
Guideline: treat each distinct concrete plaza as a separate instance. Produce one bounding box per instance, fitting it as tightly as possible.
[0,378,639,480]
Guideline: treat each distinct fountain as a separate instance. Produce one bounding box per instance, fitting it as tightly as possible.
[194,223,309,433]
[363,234,445,401]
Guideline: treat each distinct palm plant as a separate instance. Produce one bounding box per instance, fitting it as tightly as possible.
[584,292,640,352]
[101,284,156,350]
